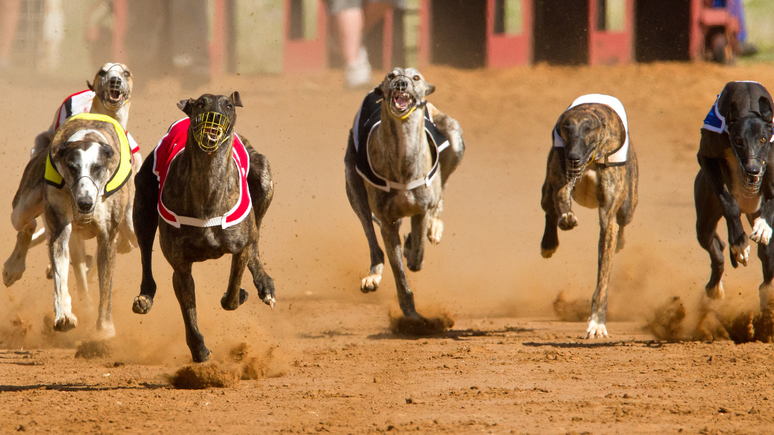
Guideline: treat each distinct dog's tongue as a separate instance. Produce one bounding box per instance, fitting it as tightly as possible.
[394,94,410,111]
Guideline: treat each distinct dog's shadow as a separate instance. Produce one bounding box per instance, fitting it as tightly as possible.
[522,339,676,349]
[367,326,534,341]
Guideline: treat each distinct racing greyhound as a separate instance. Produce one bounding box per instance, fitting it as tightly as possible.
[344,68,465,325]
[540,94,639,339]
[695,81,774,342]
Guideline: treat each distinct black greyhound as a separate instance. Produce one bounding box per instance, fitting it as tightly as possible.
[132,93,275,362]
[695,81,774,341]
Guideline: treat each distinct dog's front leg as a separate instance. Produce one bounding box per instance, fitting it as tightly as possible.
[171,262,209,362]
[248,242,275,308]
[68,235,93,307]
[45,208,77,332]
[381,222,419,319]
[404,213,428,272]
[95,230,117,338]
[541,150,565,257]
[132,153,159,314]
[222,248,250,311]
[699,155,748,267]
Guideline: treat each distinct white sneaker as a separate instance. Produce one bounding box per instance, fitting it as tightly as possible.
[345,47,372,89]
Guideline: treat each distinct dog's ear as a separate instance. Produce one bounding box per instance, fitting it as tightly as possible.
[425,82,435,97]
[727,104,741,124]
[177,99,195,116]
[372,86,383,97]
[759,97,773,123]
[230,92,243,107]
[87,81,94,91]
[99,142,115,160]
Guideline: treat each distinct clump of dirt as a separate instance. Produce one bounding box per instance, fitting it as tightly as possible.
[169,363,240,389]
[552,292,589,322]
[75,340,112,359]
[646,296,686,341]
[226,342,271,380]
[0,315,33,349]
[389,310,455,336]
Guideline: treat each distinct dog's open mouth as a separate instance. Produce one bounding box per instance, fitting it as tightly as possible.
[102,77,128,108]
[390,92,415,116]
[193,111,231,152]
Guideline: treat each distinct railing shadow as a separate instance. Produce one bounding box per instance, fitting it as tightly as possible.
[367,326,534,341]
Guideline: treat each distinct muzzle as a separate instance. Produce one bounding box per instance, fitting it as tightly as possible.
[565,147,596,189]
[98,65,131,110]
[738,159,767,198]
[192,111,231,153]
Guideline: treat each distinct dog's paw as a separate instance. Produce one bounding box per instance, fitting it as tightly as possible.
[360,264,383,293]
[750,218,773,245]
[132,295,154,314]
[221,288,249,311]
[585,319,608,339]
[427,218,443,245]
[46,264,53,280]
[255,276,276,309]
[558,212,578,231]
[705,280,725,300]
[540,247,557,258]
[2,256,26,287]
[53,312,78,332]
[730,242,751,267]
[96,320,116,340]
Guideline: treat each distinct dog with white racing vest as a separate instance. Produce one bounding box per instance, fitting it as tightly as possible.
[344,68,465,326]
[4,63,139,306]
[540,94,639,339]
[695,81,774,342]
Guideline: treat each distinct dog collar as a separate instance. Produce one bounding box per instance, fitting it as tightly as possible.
[390,99,427,120]
[45,113,133,197]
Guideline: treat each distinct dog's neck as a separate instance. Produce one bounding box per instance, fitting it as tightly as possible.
[178,131,238,214]
[91,97,130,131]
[372,105,431,184]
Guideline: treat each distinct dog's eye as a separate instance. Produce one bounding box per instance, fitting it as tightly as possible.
[413,75,420,81]
[226,104,233,111]
[123,70,130,78]
[196,102,205,109]
[388,72,396,79]
[735,138,743,145]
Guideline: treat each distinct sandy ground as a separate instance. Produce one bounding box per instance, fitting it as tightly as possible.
[1,61,774,434]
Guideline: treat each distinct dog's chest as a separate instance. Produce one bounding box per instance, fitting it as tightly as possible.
[724,151,764,214]
[572,169,599,208]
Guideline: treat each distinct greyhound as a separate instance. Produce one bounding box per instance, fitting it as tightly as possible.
[42,113,136,336]
[131,93,275,362]
[344,68,465,323]
[4,63,139,299]
[540,94,639,339]
[695,81,774,341]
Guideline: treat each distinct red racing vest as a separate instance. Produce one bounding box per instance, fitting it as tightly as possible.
[152,118,252,229]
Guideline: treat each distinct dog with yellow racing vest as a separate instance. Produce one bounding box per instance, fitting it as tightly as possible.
[40,112,135,336]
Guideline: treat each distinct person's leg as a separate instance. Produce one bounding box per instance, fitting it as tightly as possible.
[335,7,364,65]
[0,0,22,69]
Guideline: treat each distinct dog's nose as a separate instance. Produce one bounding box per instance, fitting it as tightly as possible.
[566,152,582,166]
[744,161,764,176]
[77,199,94,213]
[392,79,409,92]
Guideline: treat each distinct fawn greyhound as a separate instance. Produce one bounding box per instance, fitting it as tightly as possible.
[540,94,639,339]
[695,81,774,341]
[344,68,465,324]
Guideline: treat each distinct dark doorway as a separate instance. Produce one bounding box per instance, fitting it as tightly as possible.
[533,0,589,65]
[634,0,691,62]
[430,0,487,68]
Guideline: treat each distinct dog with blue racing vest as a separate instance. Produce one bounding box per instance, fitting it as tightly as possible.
[695,81,774,342]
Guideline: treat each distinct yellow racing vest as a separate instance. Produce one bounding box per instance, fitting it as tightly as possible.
[45,113,132,197]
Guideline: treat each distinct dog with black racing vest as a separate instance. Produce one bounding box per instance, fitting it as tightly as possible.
[540,94,639,339]
[4,63,139,303]
[344,68,465,326]
[695,81,774,342]
[131,92,275,363]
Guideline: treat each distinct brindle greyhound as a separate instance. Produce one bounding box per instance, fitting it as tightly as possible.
[695,81,774,341]
[42,113,136,336]
[132,92,275,362]
[540,94,638,339]
[344,68,465,322]
[4,63,138,298]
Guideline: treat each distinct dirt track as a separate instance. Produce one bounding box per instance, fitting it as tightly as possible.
[1,62,774,434]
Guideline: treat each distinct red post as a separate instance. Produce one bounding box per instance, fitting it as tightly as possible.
[210,0,227,77]
[111,0,128,63]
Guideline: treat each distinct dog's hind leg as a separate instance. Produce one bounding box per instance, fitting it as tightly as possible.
[3,221,38,287]
[243,144,276,307]
[94,230,117,338]
[222,248,250,311]
[381,222,420,319]
[615,151,639,253]
[586,205,620,339]
[45,210,78,332]
[695,170,727,299]
[132,152,159,314]
[68,235,93,308]
[345,134,384,292]
[428,103,465,188]
[404,213,428,271]
[172,262,210,362]
[754,241,774,342]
